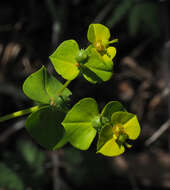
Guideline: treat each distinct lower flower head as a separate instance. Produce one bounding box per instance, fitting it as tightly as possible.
[97,111,141,157]
[112,123,129,146]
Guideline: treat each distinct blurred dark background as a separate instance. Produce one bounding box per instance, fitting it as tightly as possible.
[0,0,170,189]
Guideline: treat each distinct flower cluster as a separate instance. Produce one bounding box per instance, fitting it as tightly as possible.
[21,23,141,157]
[50,24,118,83]
[62,99,141,157]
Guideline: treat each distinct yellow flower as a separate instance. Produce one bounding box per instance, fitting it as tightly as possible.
[87,23,118,61]
[97,111,141,157]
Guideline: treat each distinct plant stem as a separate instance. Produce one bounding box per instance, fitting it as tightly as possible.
[57,80,72,96]
[108,39,118,44]
[0,80,72,123]
[0,105,48,123]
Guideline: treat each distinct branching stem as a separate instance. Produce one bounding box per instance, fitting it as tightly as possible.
[0,80,72,123]
[108,39,118,44]
[0,105,48,123]
[56,80,72,97]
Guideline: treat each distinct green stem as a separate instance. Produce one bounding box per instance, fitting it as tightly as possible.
[57,80,72,96]
[108,39,118,44]
[0,105,48,123]
[0,80,72,123]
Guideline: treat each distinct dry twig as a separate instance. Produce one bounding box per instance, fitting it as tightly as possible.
[145,119,170,146]
[0,119,25,143]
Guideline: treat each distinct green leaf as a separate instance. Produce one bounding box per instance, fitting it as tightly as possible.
[23,66,50,104]
[26,107,66,150]
[0,163,24,190]
[101,101,126,121]
[87,24,110,44]
[50,40,80,80]
[128,2,160,37]
[111,111,134,126]
[97,124,113,151]
[45,70,72,104]
[123,114,141,140]
[17,140,45,167]
[23,66,72,106]
[53,132,68,150]
[128,6,139,36]
[111,111,141,140]
[107,0,133,27]
[82,48,113,83]
[62,98,99,150]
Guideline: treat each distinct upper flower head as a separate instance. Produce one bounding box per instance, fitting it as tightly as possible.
[50,24,118,84]
[87,23,118,60]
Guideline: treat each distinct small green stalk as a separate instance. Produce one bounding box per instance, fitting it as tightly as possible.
[108,39,118,44]
[56,80,72,97]
[0,105,48,123]
[0,80,72,123]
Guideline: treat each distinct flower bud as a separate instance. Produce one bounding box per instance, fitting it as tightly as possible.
[75,49,88,63]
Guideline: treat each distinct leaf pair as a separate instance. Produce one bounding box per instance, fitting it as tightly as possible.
[62,98,141,156]
[50,24,117,84]
[23,67,72,150]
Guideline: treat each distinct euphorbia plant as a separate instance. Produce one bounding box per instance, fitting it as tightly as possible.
[0,24,141,157]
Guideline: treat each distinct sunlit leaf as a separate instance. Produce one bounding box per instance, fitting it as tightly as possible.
[87,24,110,44]
[23,66,50,104]
[62,98,99,150]
[50,40,80,80]
[82,48,113,83]
[123,115,141,140]
[103,47,117,61]
[97,138,125,157]
[23,66,72,106]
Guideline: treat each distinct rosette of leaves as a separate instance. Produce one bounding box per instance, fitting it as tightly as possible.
[23,66,72,150]
[62,98,141,156]
[50,24,117,84]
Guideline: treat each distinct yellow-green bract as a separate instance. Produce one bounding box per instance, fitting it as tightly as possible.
[87,23,117,62]
[97,111,141,157]
[62,98,99,150]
